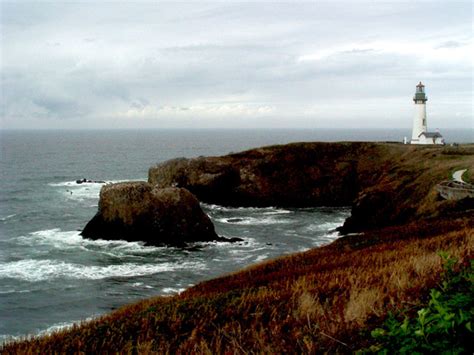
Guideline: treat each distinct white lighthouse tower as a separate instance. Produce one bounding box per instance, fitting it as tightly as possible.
[410,82,444,145]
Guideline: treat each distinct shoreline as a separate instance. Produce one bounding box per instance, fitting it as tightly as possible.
[1,206,349,343]
[2,141,473,352]
[3,214,471,352]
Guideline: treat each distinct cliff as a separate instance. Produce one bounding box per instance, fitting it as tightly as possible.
[3,142,473,353]
[149,142,474,233]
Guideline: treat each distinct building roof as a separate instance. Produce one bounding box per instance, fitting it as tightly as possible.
[419,131,443,138]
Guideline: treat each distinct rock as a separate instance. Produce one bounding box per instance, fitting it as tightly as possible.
[148,142,474,234]
[81,182,220,247]
[338,189,399,233]
[149,143,370,207]
[149,157,241,204]
[76,178,106,184]
[226,218,244,223]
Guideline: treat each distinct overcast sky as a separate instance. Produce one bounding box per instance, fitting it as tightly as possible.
[1,1,472,129]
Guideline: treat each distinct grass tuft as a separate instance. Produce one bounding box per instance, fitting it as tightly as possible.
[2,216,472,353]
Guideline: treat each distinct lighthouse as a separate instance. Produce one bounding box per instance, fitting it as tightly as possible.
[410,82,444,145]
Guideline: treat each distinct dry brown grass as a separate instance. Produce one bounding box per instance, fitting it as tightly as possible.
[2,215,472,354]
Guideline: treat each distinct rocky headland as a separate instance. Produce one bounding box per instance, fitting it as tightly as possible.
[7,142,472,353]
[83,142,472,246]
[149,142,474,233]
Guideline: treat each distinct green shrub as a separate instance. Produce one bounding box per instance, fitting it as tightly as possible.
[368,254,473,354]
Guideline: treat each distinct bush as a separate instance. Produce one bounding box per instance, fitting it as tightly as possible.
[368,254,473,354]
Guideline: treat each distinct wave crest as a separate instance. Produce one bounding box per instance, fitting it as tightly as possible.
[0,258,207,282]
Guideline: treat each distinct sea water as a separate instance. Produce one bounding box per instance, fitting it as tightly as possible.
[0,128,471,341]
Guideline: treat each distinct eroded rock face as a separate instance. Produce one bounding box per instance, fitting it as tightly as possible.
[148,142,474,234]
[81,182,219,247]
[148,143,373,207]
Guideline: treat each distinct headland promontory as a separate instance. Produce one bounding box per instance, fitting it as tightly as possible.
[149,142,473,234]
[7,141,472,353]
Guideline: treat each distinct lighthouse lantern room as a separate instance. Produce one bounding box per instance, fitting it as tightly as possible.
[410,82,444,145]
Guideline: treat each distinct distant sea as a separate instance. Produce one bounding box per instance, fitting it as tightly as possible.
[0,128,471,342]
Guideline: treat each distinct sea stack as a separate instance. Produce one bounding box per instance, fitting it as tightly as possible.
[81,182,219,247]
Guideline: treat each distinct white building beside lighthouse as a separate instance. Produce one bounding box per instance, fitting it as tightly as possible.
[410,82,444,145]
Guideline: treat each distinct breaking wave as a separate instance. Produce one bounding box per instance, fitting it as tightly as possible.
[16,228,167,256]
[0,258,207,282]
[203,204,290,213]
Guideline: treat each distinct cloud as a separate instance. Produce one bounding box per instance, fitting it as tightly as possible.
[1,1,472,129]
[116,103,275,119]
[435,40,464,49]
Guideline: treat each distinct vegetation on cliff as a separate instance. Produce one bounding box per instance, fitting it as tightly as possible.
[3,142,472,353]
[149,142,474,234]
[3,216,472,353]
[369,254,473,353]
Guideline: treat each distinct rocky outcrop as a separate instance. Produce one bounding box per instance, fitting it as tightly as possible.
[81,182,221,247]
[149,143,384,207]
[149,142,474,234]
[340,145,474,233]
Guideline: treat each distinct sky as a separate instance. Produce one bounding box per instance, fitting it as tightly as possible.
[1,1,472,130]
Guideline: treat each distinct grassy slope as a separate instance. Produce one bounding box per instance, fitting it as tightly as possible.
[3,217,472,353]
[3,143,473,353]
[341,143,474,231]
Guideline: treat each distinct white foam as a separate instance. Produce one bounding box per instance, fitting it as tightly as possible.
[162,287,185,294]
[304,221,342,232]
[0,259,207,282]
[196,237,259,250]
[203,204,285,213]
[48,181,103,187]
[0,315,99,344]
[262,210,291,215]
[0,334,22,344]
[131,282,153,289]
[254,254,269,262]
[37,321,77,335]
[0,214,16,221]
[313,231,341,246]
[18,229,84,247]
[17,229,167,256]
[49,179,140,187]
[231,253,256,262]
[37,315,99,337]
[0,287,33,295]
[216,216,291,225]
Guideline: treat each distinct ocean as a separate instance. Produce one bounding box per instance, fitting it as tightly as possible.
[0,128,471,342]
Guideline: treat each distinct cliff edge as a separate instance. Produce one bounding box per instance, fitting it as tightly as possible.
[4,142,473,354]
[149,142,474,233]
